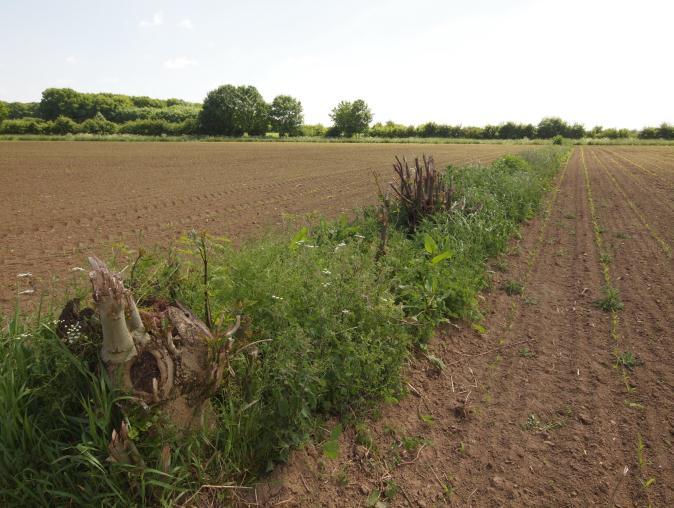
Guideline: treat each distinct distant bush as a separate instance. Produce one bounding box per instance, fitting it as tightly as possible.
[51,115,80,135]
[119,119,173,136]
[300,124,327,137]
[0,101,8,123]
[80,113,117,134]
[551,135,563,145]
[0,117,51,134]
[370,122,416,138]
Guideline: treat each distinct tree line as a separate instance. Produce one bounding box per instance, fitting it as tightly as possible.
[0,86,672,140]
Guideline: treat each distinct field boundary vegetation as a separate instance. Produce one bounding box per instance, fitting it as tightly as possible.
[0,147,575,505]
[1,87,672,143]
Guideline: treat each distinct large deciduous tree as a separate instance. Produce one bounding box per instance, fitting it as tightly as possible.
[269,95,303,136]
[199,85,269,136]
[329,99,373,137]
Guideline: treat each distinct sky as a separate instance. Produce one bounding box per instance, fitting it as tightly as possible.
[0,0,672,129]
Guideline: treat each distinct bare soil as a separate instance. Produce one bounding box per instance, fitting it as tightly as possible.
[0,141,523,307]
[244,147,673,507]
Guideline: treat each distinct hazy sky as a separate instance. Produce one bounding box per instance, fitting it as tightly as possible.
[1,0,672,128]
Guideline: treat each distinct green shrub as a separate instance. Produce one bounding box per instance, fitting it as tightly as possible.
[552,134,563,145]
[0,117,51,134]
[300,124,327,137]
[118,119,174,136]
[80,113,117,134]
[51,115,80,135]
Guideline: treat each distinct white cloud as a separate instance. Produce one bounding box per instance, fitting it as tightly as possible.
[139,11,163,28]
[177,18,193,30]
[163,57,198,70]
[65,55,77,64]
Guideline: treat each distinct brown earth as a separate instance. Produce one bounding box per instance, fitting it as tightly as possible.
[243,146,673,507]
[0,141,525,308]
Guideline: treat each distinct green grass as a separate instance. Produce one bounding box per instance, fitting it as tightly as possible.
[0,146,568,505]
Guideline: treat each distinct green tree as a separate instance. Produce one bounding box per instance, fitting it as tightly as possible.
[536,117,569,139]
[199,84,269,136]
[0,101,8,123]
[269,95,303,136]
[329,99,373,137]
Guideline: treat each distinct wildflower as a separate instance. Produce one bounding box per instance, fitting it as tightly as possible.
[321,269,332,275]
[271,295,284,301]
[335,242,347,252]
[17,272,32,278]
[322,282,332,288]
[354,234,366,239]
[341,309,351,315]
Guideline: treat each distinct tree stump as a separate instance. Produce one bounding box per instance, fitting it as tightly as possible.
[62,256,239,432]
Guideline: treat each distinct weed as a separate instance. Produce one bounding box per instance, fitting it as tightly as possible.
[595,286,624,312]
[366,489,381,507]
[355,423,374,449]
[493,259,508,273]
[384,479,399,500]
[615,351,640,370]
[519,347,535,358]
[523,295,538,305]
[502,280,524,296]
[615,231,631,239]
[524,413,565,432]
[335,468,349,487]
[600,252,612,264]
[564,212,576,219]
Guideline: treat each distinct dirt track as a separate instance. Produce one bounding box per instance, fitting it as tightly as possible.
[250,146,674,507]
[0,141,525,308]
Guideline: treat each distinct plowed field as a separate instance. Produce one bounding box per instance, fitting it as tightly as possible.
[0,141,524,306]
[251,146,674,507]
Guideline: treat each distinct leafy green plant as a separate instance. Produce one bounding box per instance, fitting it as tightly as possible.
[595,286,624,312]
[502,280,524,296]
[615,351,640,370]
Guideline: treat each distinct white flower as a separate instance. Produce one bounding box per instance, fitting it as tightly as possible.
[322,269,332,275]
[17,272,32,278]
[322,282,332,288]
[354,234,366,239]
[335,242,347,252]
[341,309,351,315]
[271,295,284,301]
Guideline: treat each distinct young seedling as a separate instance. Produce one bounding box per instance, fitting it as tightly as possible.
[615,351,640,370]
[600,252,612,264]
[502,280,524,296]
[519,347,535,358]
